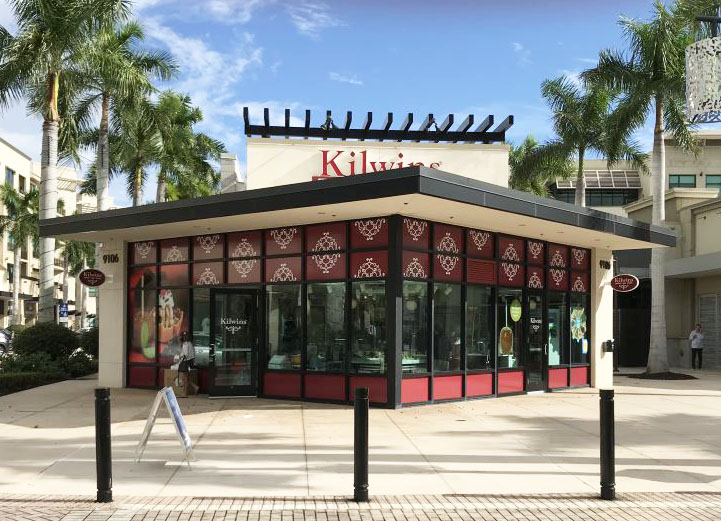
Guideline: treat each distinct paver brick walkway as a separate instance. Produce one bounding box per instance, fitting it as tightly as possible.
[2,493,721,521]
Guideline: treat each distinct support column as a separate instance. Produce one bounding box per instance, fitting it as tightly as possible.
[386,215,403,408]
[97,239,127,388]
[591,248,614,389]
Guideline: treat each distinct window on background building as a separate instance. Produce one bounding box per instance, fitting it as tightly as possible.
[402,281,428,374]
[18,175,25,193]
[6,263,13,282]
[433,283,462,372]
[497,289,523,369]
[7,235,13,251]
[191,288,210,369]
[307,282,347,373]
[548,292,569,366]
[20,262,26,277]
[669,174,696,188]
[5,167,14,186]
[20,242,27,260]
[266,284,302,370]
[466,285,494,370]
[570,293,590,365]
[706,175,721,190]
[351,281,386,374]
[30,182,37,193]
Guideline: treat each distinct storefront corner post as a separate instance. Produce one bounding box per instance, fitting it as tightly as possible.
[98,239,127,388]
[387,215,403,408]
[591,248,614,389]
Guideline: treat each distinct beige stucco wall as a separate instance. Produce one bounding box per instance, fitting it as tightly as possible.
[97,239,126,388]
[591,248,614,389]
[694,202,721,256]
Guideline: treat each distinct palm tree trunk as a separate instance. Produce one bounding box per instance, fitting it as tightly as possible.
[96,93,111,212]
[11,244,21,326]
[575,148,586,207]
[156,174,167,203]
[39,111,59,323]
[80,259,88,330]
[132,162,143,206]
[648,96,669,374]
[62,252,69,303]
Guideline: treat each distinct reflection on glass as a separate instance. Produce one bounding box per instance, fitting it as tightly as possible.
[307,283,347,372]
[571,293,589,364]
[526,293,544,390]
[266,285,302,370]
[433,283,462,372]
[548,292,568,366]
[466,285,493,370]
[214,292,255,387]
[402,281,428,373]
[128,288,156,363]
[497,289,522,368]
[192,288,210,368]
[158,288,189,366]
[351,282,386,374]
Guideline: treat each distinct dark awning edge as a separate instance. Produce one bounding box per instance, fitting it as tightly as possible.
[40,166,676,247]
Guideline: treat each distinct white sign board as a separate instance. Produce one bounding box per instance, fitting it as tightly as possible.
[246,138,510,190]
[135,386,194,463]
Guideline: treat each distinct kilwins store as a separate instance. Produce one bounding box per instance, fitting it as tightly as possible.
[40,109,675,407]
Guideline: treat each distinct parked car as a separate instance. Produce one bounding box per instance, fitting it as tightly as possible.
[0,328,11,354]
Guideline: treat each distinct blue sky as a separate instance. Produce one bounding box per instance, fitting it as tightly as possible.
[0,0,664,207]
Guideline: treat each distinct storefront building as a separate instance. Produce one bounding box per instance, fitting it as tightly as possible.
[40,109,675,406]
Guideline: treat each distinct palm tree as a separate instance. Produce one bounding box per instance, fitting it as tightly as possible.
[583,2,697,374]
[0,186,38,325]
[509,135,573,196]
[61,239,95,330]
[0,0,130,322]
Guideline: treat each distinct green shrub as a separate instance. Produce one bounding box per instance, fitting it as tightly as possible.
[64,349,96,378]
[0,371,63,396]
[78,327,99,358]
[12,322,78,361]
[0,352,64,377]
[6,324,26,336]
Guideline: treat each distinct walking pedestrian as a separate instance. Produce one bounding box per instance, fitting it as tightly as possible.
[689,323,704,370]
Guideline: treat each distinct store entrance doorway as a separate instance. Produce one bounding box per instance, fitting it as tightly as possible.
[525,292,546,392]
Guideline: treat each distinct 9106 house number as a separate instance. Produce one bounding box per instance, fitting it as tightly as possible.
[599,259,611,270]
[103,253,120,264]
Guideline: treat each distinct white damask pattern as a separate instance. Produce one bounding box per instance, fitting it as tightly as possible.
[403,218,427,241]
[438,232,459,253]
[313,253,341,274]
[356,258,385,278]
[550,250,566,267]
[195,267,219,286]
[528,241,543,260]
[573,248,586,266]
[269,228,298,250]
[404,257,426,278]
[502,262,519,281]
[502,243,520,262]
[271,263,297,282]
[164,245,185,262]
[231,258,257,278]
[438,254,458,275]
[469,230,490,251]
[313,232,340,252]
[196,235,221,254]
[135,242,153,260]
[572,277,586,293]
[686,37,721,123]
[528,271,543,289]
[550,268,565,285]
[354,219,386,241]
[232,238,256,258]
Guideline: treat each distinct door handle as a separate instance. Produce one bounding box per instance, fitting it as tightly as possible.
[544,343,548,355]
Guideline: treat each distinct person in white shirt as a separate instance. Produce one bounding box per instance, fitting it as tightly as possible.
[179,331,196,369]
[689,323,704,370]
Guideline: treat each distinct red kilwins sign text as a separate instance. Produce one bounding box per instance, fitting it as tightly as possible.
[313,150,441,181]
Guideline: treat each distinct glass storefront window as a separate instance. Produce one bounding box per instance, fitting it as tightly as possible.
[266,284,302,370]
[571,293,590,364]
[192,288,211,368]
[497,289,522,368]
[548,292,568,366]
[466,285,493,370]
[158,288,190,366]
[307,283,347,372]
[402,281,428,373]
[128,288,157,363]
[351,281,386,374]
[433,283,462,372]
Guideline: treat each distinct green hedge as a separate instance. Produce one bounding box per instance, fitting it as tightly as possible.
[0,371,63,396]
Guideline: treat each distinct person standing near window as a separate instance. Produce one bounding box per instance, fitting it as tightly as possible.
[689,323,704,370]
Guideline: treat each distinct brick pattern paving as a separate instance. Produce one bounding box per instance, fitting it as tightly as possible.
[2,493,721,521]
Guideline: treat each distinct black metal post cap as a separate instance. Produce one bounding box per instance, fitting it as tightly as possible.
[355,387,369,399]
[600,389,614,399]
[95,387,110,398]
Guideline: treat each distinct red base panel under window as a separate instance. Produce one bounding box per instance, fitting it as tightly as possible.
[548,368,569,389]
[433,375,462,400]
[304,374,346,401]
[198,369,210,393]
[128,366,157,387]
[350,376,387,404]
[570,366,590,387]
[466,373,493,397]
[264,372,301,398]
[402,377,429,403]
[498,371,524,394]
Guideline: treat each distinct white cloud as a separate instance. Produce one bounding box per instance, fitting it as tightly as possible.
[512,42,532,66]
[286,1,344,39]
[329,72,363,86]
[577,57,597,65]
[560,69,583,88]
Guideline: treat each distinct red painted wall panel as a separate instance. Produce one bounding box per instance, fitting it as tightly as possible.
[304,374,346,401]
[467,259,496,284]
[466,373,493,397]
[402,377,429,404]
[498,371,524,394]
[433,375,463,400]
[350,376,387,404]
[264,372,301,398]
[548,368,569,389]
[570,366,590,387]
[128,366,156,387]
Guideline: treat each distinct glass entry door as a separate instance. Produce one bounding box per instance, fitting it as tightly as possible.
[209,289,259,397]
[525,293,546,391]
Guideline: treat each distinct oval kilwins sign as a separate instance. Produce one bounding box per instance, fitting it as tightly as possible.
[611,274,639,292]
[79,269,106,287]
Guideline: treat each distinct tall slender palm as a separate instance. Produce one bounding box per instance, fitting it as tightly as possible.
[583,2,697,374]
[509,135,573,196]
[0,0,130,322]
[61,239,95,329]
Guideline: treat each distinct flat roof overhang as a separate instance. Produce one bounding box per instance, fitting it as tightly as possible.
[40,166,676,250]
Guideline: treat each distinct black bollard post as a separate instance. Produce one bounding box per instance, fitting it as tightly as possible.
[353,387,369,502]
[95,387,112,503]
[600,389,615,500]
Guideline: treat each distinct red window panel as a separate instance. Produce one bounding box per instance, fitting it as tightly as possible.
[351,251,388,279]
[128,366,157,388]
[193,262,224,286]
[548,368,569,389]
[466,259,496,285]
[498,371,524,394]
[264,372,301,398]
[402,377,429,404]
[193,234,224,260]
[467,229,494,258]
[265,227,302,255]
[304,374,346,401]
[159,264,189,286]
[228,257,260,284]
[498,236,524,262]
[306,223,346,253]
[466,373,493,397]
[499,262,524,287]
[228,231,261,258]
[571,247,590,269]
[129,266,157,290]
[547,268,569,291]
[527,240,545,265]
[306,253,347,280]
[160,238,189,263]
[433,375,463,400]
[527,266,544,289]
[434,254,462,281]
[350,376,387,404]
[351,218,388,248]
[265,257,301,283]
[402,252,429,279]
[434,224,463,253]
[571,271,590,293]
[402,218,430,248]
[132,241,157,265]
[548,244,569,268]
[570,366,590,387]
